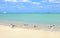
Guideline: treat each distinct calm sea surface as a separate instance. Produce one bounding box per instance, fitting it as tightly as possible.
[0,14,60,26]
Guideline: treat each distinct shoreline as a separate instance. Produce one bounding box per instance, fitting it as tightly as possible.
[0,20,47,30]
[0,20,60,31]
[0,21,60,38]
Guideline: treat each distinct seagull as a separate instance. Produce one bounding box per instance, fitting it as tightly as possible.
[49,25,55,29]
[10,24,15,28]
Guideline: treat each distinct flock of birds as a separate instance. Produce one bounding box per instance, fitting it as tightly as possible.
[10,24,56,30]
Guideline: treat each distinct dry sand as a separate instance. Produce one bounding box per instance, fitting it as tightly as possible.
[0,22,60,38]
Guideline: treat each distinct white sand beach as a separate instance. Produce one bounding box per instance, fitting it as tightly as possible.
[0,22,60,38]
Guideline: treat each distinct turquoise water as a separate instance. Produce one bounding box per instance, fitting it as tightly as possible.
[0,14,60,25]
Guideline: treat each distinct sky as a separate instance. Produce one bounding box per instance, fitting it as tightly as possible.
[0,0,60,13]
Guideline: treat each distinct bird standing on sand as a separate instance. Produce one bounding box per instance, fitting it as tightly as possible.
[49,25,55,29]
[34,25,38,28]
[10,24,15,28]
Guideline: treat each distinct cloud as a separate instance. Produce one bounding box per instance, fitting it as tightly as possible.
[47,4,60,8]
[40,0,48,3]
[39,6,44,8]
[31,2,40,5]
[48,0,60,3]
[21,0,31,2]
[4,0,17,2]
[39,0,60,3]
[4,0,41,6]
[4,0,31,2]
[1,0,49,10]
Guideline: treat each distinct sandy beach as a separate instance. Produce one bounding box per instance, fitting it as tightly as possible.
[0,22,60,38]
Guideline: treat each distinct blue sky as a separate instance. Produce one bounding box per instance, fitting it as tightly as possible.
[0,0,60,13]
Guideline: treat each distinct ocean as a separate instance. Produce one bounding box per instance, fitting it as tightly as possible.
[0,14,60,26]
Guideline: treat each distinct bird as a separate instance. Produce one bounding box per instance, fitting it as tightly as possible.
[49,25,55,29]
